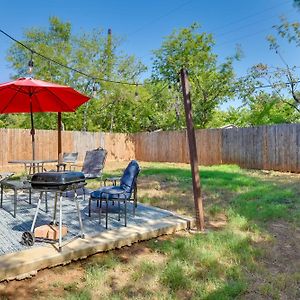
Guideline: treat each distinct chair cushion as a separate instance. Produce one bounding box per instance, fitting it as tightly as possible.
[90,186,131,200]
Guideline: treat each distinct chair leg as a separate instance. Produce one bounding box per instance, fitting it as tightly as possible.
[13,188,17,218]
[124,200,127,227]
[134,183,138,208]
[99,200,102,225]
[29,188,32,205]
[105,199,108,229]
[133,198,135,217]
[0,184,3,208]
[88,197,91,217]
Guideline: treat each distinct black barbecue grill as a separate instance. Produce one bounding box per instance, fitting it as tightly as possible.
[21,171,86,251]
[31,171,86,190]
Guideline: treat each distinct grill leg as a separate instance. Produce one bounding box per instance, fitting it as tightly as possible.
[30,191,43,232]
[59,192,63,251]
[45,192,48,213]
[53,193,58,224]
[88,196,91,217]
[75,190,84,238]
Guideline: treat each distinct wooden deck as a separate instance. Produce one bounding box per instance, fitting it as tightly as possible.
[0,190,193,281]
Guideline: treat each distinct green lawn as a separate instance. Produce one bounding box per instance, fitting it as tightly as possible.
[1,162,299,300]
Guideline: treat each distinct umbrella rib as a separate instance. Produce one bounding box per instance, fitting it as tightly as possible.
[37,87,75,111]
[6,86,31,95]
[0,86,24,113]
[31,92,43,112]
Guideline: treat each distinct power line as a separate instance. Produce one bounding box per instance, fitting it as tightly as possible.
[208,0,290,34]
[2,26,299,95]
[215,26,272,47]
[135,3,293,63]
[214,8,294,40]
[0,28,141,86]
[126,0,194,38]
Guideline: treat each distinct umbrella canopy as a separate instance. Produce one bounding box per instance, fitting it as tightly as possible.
[0,77,90,160]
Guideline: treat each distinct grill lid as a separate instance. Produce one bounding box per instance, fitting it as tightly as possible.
[31,171,85,190]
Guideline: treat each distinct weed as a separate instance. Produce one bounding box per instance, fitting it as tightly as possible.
[160,260,191,291]
[65,289,91,300]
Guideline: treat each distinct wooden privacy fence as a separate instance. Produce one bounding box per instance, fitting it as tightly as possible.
[134,129,222,165]
[134,124,300,173]
[1,123,300,173]
[221,124,300,172]
[0,129,135,171]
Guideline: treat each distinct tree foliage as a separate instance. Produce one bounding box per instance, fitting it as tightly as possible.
[5,17,147,132]
[208,92,299,128]
[5,18,296,133]
[152,23,239,128]
[236,15,300,116]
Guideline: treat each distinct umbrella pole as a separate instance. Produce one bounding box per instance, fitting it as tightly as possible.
[58,112,62,163]
[30,108,36,173]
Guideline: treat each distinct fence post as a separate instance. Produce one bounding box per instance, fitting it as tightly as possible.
[180,68,205,231]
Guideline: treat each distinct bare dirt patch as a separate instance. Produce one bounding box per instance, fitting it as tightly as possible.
[266,221,300,274]
[0,238,168,300]
[0,262,84,299]
[243,221,300,300]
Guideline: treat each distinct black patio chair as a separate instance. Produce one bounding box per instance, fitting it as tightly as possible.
[63,148,107,199]
[89,160,140,229]
[81,147,107,180]
[56,152,79,171]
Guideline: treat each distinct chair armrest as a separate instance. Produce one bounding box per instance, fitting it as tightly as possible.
[104,176,121,186]
[0,172,14,182]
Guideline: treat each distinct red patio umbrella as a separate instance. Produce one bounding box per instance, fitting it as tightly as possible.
[0,77,90,161]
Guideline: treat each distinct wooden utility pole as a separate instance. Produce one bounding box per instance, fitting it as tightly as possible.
[106,28,113,79]
[180,68,205,231]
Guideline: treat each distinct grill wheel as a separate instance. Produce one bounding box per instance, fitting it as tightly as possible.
[21,231,35,246]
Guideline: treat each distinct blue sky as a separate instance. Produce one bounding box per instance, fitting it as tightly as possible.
[0,0,299,109]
